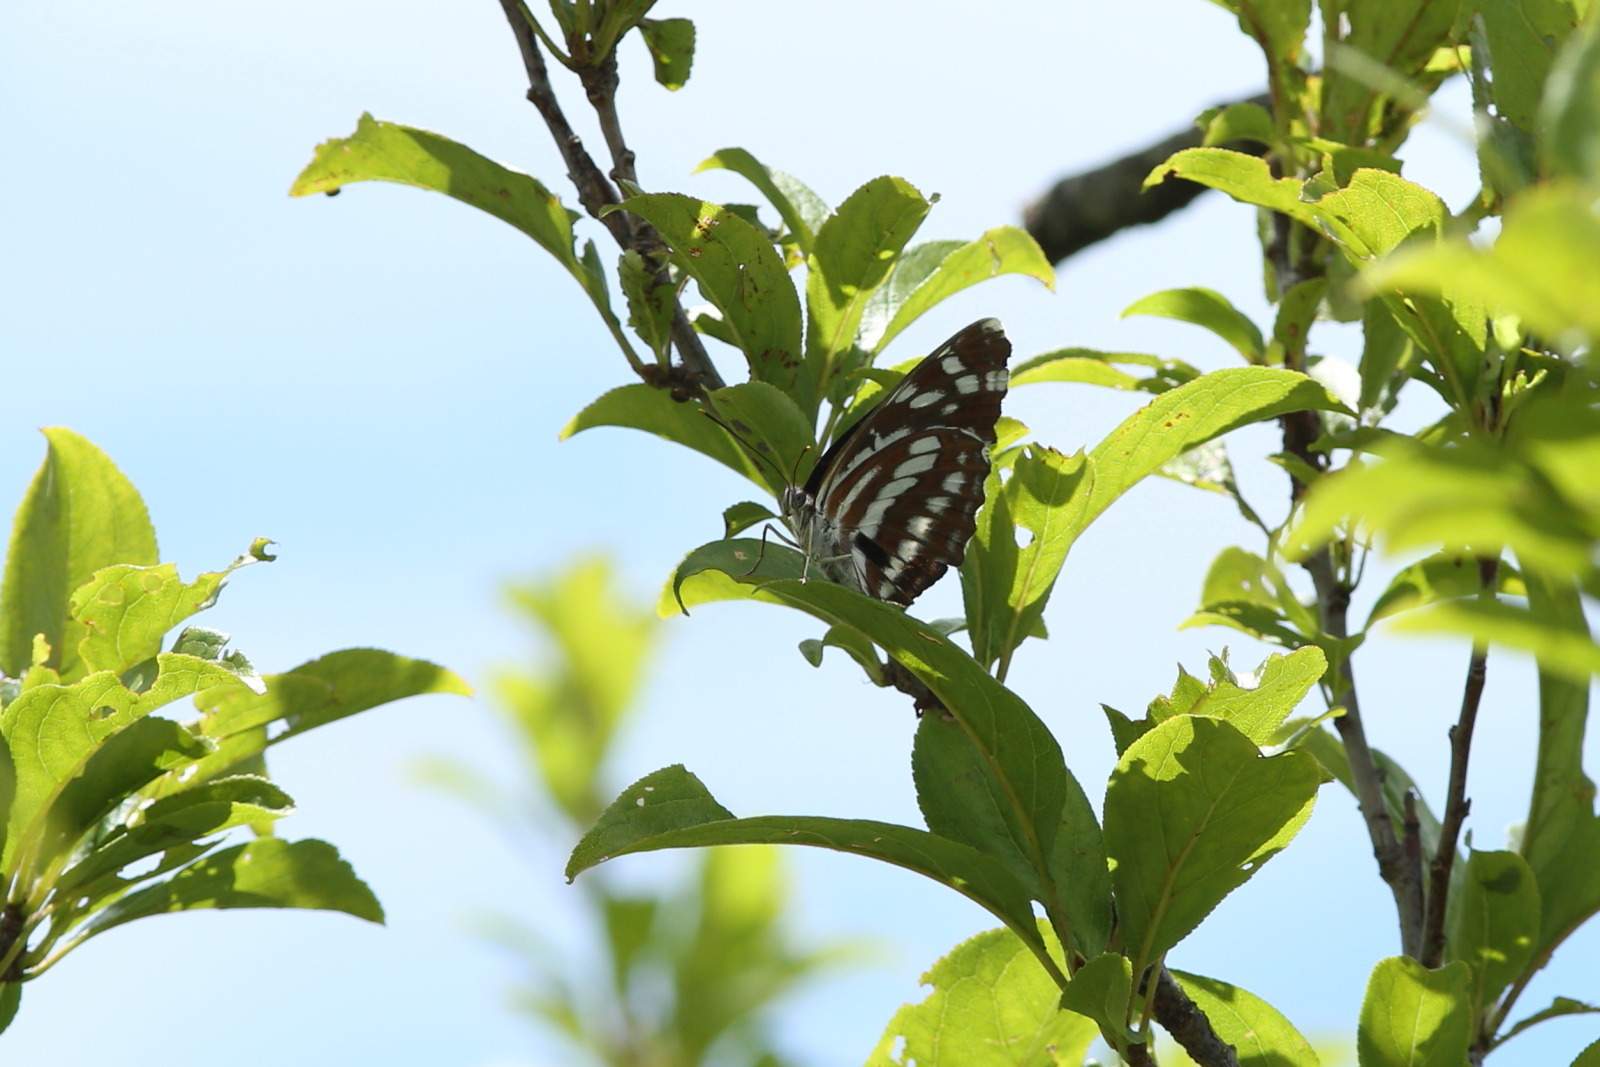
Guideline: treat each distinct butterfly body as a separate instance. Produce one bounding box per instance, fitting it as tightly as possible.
[777,318,1010,607]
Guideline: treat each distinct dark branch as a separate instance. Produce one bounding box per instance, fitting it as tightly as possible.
[1022,93,1271,264]
[495,0,723,391]
[1152,968,1240,1067]
[1421,556,1498,967]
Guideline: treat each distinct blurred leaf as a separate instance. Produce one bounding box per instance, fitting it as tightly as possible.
[1,428,157,681]
[1478,0,1582,135]
[1367,553,1521,626]
[1103,716,1320,969]
[1199,101,1277,146]
[1123,287,1264,363]
[616,193,805,398]
[1357,956,1471,1067]
[1291,438,1596,580]
[1542,18,1600,183]
[1363,183,1600,350]
[637,17,694,90]
[1516,570,1600,962]
[498,558,657,823]
[1172,969,1323,1067]
[1320,0,1461,143]
[1146,149,1320,226]
[797,624,884,683]
[867,925,1097,1067]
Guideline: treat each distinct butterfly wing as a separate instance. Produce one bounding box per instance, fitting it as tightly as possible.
[806,318,1010,606]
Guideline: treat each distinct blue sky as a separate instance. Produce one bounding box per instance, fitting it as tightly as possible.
[4,2,1597,1064]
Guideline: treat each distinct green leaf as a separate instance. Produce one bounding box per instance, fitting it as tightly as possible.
[1122,288,1265,363]
[1085,368,1346,529]
[1151,648,1328,745]
[1058,952,1138,1046]
[703,381,816,496]
[615,193,805,398]
[0,981,18,1035]
[914,713,1044,894]
[965,447,1093,673]
[1573,1038,1600,1067]
[1542,16,1600,182]
[867,925,1096,1067]
[57,775,293,895]
[567,766,1043,948]
[637,17,694,90]
[1368,552,1520,626]
[562,383,776,491]
[1010,348,1201,393]
[1309,168,1447,259]
[667,556,1072,868]
[1103,715,1320,970]
[71,553,261,678]
[1446,849,1539,1017]
[1363,182,1600,348]
[75,837,383,942]
[722,501,775,538]
[1478,0,1581,136]
[1502,996,1600,1043]
[617,249,676,360]
[1291,438,1595,580]
[1,428,158,680]
[1172,969,1323,1067]
[695,147,830,257]
[290,114,588,289]
[806,177,932,393]
[1320,0,1462,143]
[1146,149,1320,227]
[1,659,250,873]
[195,649,471,746]
[797,624,885,684]
[1517,570,1600,960]
[865,229,1054,355]
[44,715,212,873]
[1357,956,1471,1067]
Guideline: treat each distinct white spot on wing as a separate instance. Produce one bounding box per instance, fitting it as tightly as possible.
[910,389,947,410]
[952,374,981,395]
[908,436,940,456]
[940,354,964,375]
[893,454,937,479]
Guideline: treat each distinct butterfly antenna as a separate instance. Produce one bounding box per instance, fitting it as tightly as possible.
[699,404,789,485]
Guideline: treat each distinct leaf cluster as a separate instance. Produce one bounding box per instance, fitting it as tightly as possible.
[0,429,469,1034]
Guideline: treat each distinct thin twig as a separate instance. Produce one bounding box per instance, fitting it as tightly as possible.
[1268,190,1425,956]
[1421,556,1498,966]
[495,0,723,391]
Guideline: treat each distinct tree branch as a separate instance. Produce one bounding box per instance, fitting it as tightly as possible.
[495,0,723,391]
[1421,556,1498,967]
[1152,968,1240,1067]
[1022,93,1270,264]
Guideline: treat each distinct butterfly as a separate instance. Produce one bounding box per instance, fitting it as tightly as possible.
[775,318,1010,607]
